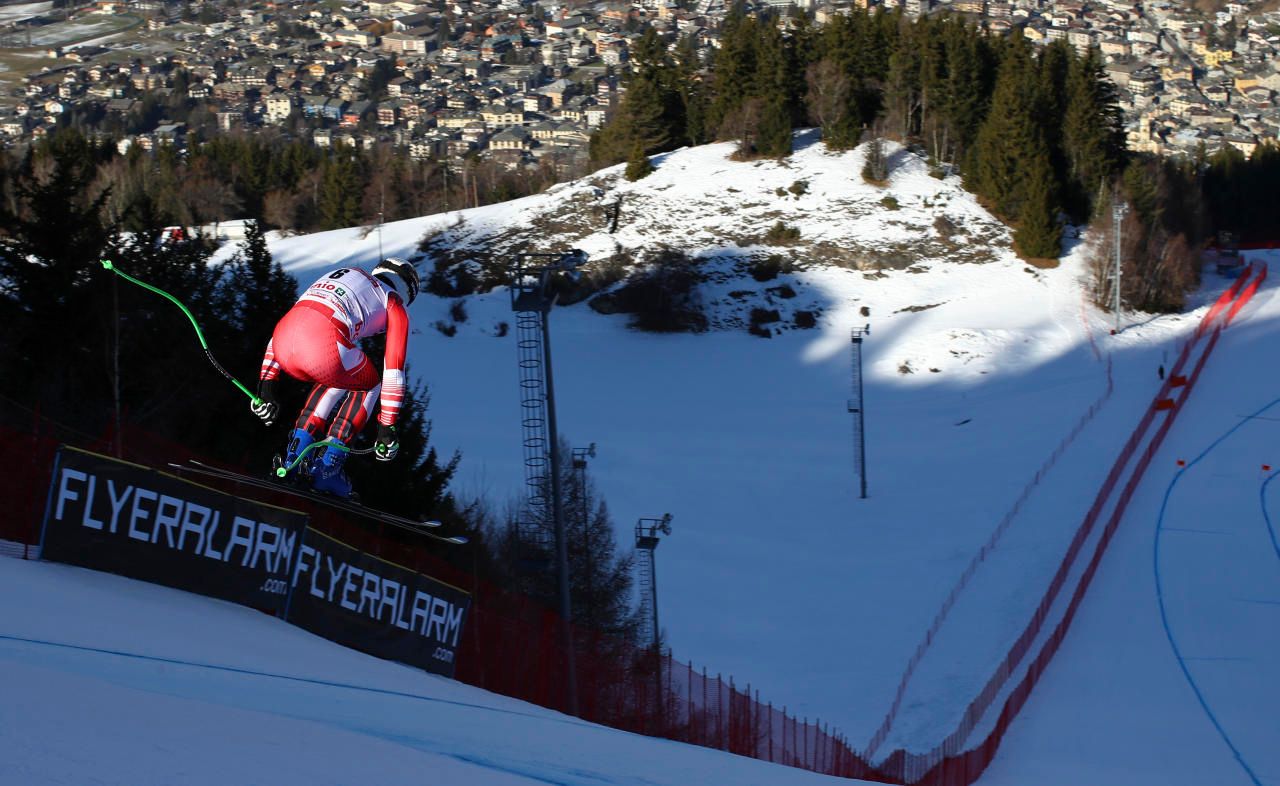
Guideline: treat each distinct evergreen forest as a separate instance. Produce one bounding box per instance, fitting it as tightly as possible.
[591,5,1280,309]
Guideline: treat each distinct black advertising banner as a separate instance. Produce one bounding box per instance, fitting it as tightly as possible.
[41,447,308,615]
[286,529,471,677]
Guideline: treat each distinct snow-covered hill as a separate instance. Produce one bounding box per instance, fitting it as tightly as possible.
[258,133,1022,341]
[11,134,1269,784]
[236,133,1140,744]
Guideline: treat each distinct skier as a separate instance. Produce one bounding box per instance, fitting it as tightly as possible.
[250,258,420,498]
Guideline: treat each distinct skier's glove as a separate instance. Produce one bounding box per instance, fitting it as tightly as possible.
[375,424,400,462]
[251,397,278,426]
[251,379,278,426]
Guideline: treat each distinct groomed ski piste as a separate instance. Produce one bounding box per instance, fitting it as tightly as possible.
[3,138,1277,784]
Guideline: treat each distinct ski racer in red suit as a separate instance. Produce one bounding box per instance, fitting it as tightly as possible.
[250,258,419,498]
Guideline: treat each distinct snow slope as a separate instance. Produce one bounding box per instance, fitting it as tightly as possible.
[0,556,858,786]
[981,251,1280,786]
[18,135,1253,783]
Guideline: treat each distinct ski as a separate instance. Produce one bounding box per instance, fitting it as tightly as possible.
[169,460,468,545]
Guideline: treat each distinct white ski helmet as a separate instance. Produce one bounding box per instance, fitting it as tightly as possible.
[372,257,420,305]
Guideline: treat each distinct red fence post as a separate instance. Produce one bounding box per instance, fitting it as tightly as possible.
[768,701,774,762]
[717,673,724,750]
[702,666,708,747]
[783,707,788,763]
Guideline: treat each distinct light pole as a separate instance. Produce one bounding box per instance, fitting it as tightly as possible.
[510,249,589,716]
[1112,201,1129,335]
[848,325,870,499]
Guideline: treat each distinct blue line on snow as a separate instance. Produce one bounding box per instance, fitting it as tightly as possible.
[0,635,678,786]
[1257,470,1280,565]
[0,632,595,732]
[1153,395,1280,786]
[1235,598,1280,606]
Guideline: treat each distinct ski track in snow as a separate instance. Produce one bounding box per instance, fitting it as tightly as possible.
[980,252,1280,786]
[1151,386,1280,786]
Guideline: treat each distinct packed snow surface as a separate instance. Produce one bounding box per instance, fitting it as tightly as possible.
[5,138,1275,784]
[982,251,1280,786]
[0,557,859,786]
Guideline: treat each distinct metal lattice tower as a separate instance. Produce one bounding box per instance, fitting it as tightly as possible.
[514,307,553,557]
[510,250,589,717]
[848,327,869,500]
[634,515,672,653]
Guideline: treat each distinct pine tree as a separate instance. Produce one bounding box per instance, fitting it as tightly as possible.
[854,7,895,83]
[755,95,793,157]
[0,130,113,420]
[1013,154,1062,260]
[674,34,710,146]
[589,29,684,167]
[319,146,363,230]
[498,438,638,649]
[0,131,111,314]
[625,143,654,181]
[1062,47,1125,220]
[884,28,922,139]
[966,32,1050,223]
[1036,40,1072,195]
[225,219,297,353]
[916,17,948,157]
[709,7,759,134]
[941,27,986,162]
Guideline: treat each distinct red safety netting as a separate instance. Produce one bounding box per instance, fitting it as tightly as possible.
[861,261,1267,784]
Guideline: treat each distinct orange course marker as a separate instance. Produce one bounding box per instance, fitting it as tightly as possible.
[1176,460,1186,467]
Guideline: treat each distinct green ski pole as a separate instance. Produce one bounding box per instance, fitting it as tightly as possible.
[101,259,263,406]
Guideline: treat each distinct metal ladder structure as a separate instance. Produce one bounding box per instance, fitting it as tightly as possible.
[510,249,589,716]
[513,305,553,565]
[634,515,672,653]
[635,515,672,727]
[636,540,657,646]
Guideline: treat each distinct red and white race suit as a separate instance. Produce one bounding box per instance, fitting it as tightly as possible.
[259,267,409,441]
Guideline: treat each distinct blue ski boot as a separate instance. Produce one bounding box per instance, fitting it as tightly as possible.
[310,444,356,499]
[273,428,316,483]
